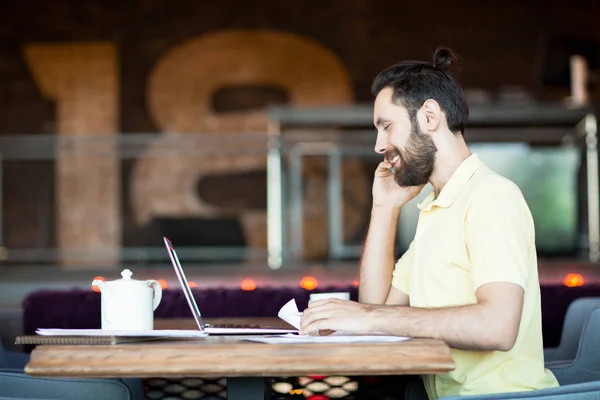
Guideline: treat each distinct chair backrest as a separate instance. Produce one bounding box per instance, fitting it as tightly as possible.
[0,338,30,371]
[551,307,600,385]
[0,372,131,400]
[555,297,600,360]
[0,338,10,369]
[574,307,600,360]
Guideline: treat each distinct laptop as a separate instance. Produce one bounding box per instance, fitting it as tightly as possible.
[163,236,298,335]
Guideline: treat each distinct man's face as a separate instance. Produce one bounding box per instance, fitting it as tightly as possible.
[373,87,437,187]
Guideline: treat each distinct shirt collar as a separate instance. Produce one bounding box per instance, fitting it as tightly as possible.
[417,153,481,211]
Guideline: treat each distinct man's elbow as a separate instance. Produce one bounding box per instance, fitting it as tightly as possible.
[474,281,524,351]
[495,335,517,352]
[489,327,519,352]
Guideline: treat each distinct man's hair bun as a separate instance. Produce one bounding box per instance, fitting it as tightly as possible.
[433,47,457,73]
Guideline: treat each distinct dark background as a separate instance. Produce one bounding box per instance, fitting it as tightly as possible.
[1,0,598,253]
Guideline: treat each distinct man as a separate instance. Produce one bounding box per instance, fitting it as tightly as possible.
[299,48,559,399]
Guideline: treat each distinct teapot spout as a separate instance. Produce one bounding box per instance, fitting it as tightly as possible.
[92,279,107,292]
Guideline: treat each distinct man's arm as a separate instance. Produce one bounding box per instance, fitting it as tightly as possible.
[366,281,524,351]
[300,282,523,350]
[358,206,407,305]
[359,158,424,305]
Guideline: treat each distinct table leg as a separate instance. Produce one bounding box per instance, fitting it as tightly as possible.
[227,377,270,400]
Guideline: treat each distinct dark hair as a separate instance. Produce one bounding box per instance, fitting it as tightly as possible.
[371,47,469,134]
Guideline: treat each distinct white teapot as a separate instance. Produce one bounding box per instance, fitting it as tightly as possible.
[92,269,162,331]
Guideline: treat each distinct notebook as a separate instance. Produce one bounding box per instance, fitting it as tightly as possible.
[15,335,170,346]
[164,237,298,335]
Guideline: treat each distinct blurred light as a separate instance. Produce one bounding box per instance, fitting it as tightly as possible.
[272,382,293,394]
[0,246,7,260]
[352,279,359,287]
[300,276,318,290]
[289,389,302,395]
[241,279,256,291]
[563,273,584,287]
[157,279,168,290]
[92,276,105,292]
[189,281,198,288]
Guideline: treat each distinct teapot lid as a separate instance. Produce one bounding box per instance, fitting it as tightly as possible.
[121,269,134,280]
[108,269,147,286]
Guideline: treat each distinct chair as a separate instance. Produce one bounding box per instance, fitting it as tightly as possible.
[0,339,143,400]
[0,340,29,370]
[550,308,600,385]
[0,371,132,400]
[544,297,600,364]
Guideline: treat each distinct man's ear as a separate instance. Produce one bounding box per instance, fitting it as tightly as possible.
[421,99,442,131]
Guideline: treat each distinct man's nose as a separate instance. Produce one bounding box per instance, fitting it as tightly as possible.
[374,136,387,154]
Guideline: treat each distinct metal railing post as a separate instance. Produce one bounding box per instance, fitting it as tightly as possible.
[584,114,600,262]
[288,146,304,260]
[328,148,343,260]
[267,122,285,269]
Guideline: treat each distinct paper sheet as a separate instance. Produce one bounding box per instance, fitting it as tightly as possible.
[36,328,208,338]
[271,299,410,343]
[246,333,410,344]
[277,298,302,329]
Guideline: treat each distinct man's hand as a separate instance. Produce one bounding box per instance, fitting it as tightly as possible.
[372,159,425,209]
[299,299,373,336]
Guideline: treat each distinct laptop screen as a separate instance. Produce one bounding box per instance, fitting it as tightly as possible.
[163,236,206,331]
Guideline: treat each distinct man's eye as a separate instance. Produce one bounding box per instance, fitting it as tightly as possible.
[383,125,390,132]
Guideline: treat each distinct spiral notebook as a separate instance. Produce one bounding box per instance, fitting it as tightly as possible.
[15,335,174,346]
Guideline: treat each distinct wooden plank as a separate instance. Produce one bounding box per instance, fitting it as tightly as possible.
[25,337,454,378]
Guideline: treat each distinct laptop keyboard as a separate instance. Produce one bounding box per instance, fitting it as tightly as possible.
[210,324,261,329]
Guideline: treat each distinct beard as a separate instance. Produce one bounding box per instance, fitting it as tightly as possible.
[385,121,437,187]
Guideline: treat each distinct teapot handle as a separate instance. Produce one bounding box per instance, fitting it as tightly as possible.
[147,280,163,311]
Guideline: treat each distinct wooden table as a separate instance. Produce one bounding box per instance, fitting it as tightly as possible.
[25,318,455,399]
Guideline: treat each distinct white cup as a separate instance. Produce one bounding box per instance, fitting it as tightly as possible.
[309,292,350,303]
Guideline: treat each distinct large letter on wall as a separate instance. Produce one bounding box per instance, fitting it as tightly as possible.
[132,29,369,259]
[23,43,120,268]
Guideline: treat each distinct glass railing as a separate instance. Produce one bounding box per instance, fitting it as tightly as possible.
[0,111,596,270]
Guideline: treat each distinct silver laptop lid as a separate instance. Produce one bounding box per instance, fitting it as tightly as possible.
[163,237,206,332]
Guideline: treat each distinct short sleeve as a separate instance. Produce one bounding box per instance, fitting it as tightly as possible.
[465,182,532,291]
[391,240,414,295]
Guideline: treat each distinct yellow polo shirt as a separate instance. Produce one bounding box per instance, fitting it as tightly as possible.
[392,154,558,399]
